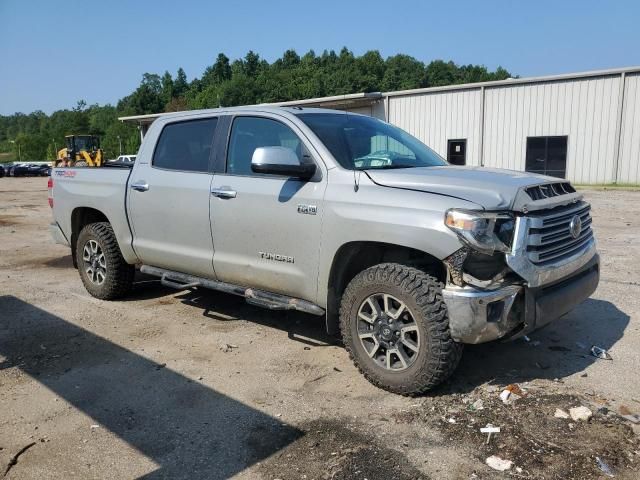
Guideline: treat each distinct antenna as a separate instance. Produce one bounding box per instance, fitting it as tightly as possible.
[343,94,361,192]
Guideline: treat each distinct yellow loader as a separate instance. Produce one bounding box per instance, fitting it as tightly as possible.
[56,135,103,167]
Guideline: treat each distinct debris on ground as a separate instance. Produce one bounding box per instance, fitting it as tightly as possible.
[523,336,541,347]
[569,406,593,422]
[3,442,36,477]
[619,405,640,424]
[479,424,500,444]
[392,391,640,479]
[554,408,570,419]
[470,399,484,411]
[485,455,513,471]
[258,419,427,480]
[499,384,527,404]
[591,345,613,360]
[596,456,615,477]
[219,343,238,353]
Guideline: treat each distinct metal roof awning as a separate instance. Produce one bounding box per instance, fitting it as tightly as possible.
[262,91,382,109]
[118,92,384,130]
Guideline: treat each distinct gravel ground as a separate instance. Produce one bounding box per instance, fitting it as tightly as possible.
[0,177,639,479]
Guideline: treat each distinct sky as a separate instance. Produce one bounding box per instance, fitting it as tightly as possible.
[1,0,639,115]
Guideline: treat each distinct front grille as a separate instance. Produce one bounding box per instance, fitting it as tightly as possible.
[525,201,593,264]
[525,182,576,201]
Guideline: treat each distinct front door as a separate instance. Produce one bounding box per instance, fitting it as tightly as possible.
[128,117,218,278]
[525,136,568,178]
[210,114,326,302]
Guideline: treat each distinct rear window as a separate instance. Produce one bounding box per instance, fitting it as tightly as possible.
[152,118,217,172]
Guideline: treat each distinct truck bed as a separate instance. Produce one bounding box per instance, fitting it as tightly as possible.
[51,167,137,263]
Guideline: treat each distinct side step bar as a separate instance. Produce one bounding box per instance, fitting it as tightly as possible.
[140,265,325,317]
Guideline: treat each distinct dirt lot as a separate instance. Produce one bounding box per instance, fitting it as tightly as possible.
[1,177,639,479]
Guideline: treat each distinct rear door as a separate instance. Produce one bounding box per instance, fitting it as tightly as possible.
[128,117,218,278]
[210,114,326,302]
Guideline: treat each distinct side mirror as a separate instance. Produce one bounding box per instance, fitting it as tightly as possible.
[251,146,316,180]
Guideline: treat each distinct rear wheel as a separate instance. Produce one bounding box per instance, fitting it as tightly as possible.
[340,263,463,395]
[76,222,134,299]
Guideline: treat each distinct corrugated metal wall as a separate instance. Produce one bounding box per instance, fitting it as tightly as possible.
[387,89,483,166]
[377,69,640,184]
[483,76,621,184]
[619,73,640,184]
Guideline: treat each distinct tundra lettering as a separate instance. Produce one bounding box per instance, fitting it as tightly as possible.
[259,251,295,263]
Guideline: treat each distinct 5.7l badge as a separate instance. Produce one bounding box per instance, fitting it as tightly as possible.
[297,204,317,215]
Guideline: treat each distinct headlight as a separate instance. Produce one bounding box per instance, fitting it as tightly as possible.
[445,209,515,255]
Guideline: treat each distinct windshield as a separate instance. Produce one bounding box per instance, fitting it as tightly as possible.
[72,136,98,151]
[297,113,447,170]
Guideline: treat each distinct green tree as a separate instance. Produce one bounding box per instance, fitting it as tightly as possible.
[424,60,459,87]
[161,71,174,106]
[382,54,426,91]
[174,68,188,97]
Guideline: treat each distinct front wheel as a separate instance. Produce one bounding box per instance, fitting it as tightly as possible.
[340,263,463,395]
[76,222,134,299]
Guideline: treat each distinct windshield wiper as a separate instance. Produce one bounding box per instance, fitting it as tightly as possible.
[357,164,417,170]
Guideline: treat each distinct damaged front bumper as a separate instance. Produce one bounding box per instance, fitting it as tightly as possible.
[442,284,523,344]
[443,254,600,344]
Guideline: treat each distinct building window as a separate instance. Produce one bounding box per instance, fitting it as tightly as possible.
[525,136,568,178]
[447,139,466,165]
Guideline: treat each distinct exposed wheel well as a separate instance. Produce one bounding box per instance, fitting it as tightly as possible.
[70,207,109,268]
[326,242,445,335]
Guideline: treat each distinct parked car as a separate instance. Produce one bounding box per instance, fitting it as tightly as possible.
[0,164,5,177]
[9,163,28,176]
[49,106,599,395]
[116,155,136,163]
[26,164,51,176]
[8,163,50,177]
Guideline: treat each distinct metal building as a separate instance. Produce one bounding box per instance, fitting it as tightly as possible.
[121,66,640,185]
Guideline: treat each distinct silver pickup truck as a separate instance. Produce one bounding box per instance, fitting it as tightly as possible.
[49,106,599,395]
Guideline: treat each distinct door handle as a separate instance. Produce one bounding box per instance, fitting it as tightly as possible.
[211,187,237,199]
[130,181,149,192]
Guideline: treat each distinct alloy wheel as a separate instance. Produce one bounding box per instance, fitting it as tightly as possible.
[357,293,420,371]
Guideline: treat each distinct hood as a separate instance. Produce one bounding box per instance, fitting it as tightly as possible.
[365,166,581,211]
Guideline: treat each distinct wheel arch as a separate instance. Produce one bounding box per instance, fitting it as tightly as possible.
[325,241,446,335]
[70,207,110,268]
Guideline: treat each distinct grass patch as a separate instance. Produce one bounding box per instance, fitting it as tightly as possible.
[0,152,16,163]
[575,183,640,191]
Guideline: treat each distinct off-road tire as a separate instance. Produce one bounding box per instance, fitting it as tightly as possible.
[76,222,134,300]
[340,263,463,395]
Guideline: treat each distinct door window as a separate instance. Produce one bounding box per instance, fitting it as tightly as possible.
[152,118,218,172]
[525,136,568,178]
[227,117,303,175]
[447,139,466,165]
